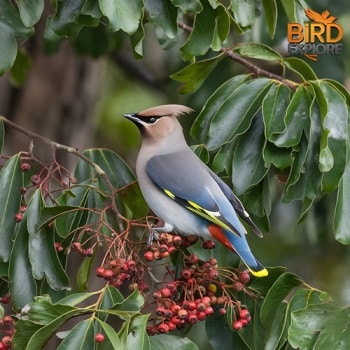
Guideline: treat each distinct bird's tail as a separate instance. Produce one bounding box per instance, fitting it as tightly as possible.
[208,224,268,277]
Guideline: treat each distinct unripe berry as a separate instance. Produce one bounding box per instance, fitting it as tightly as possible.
[177,309,188,319]
[14,213,23,223]
[208,258,217,266]
[94,333,105,343]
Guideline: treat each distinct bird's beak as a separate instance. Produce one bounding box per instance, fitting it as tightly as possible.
[123,113,138,121]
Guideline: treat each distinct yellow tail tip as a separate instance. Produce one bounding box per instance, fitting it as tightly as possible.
[250,268,268,278]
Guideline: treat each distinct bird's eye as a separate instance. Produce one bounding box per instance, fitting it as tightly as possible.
[144,116,160,124]
[149,117,157,123]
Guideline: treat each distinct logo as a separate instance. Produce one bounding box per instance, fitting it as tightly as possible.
[287,9,343,61]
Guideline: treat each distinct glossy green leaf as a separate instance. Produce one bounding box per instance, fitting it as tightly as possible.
[0,23,17,75]
[312,81,347,191]
[262,83,292,140]
[233,43,282,62]
[324,79,350,106]
[74,148,135,192]
[211,5,230,51]
[150,334,199,349]
[81,0,103,18]
[212,142,235,174]
[0,154,22,262]
[263,142,292,169]
[262,0,277,37]
[125,314,151,350]
[231,115,269,195]
[76,256,94,291]
[206,78,273,150]
[171,54,225,94]
[13,319,42,350]
[27,190,70,290]
[99,0,142,34]
[57,291,99,306]
[100,285,125,310]
[130,14,145,58]
[180,0,217,58]
[191,74,250,142]
[170,0,202,13]
[8,214,36,310]
[289,303,350,350]
[96,319,122,349]
[261,272,304,326]
[111,288,144,312]
[49,0,85,37]
[57,319,94,349]
[231,0,255,27]
[271,86,311,147]
[283,97,323,204]
[144,0,178,40]
[15,0,44,26]
[283,57,318,81]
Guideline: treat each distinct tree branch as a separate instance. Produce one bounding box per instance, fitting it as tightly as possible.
[0,116,124,231]
[177,22,298,91]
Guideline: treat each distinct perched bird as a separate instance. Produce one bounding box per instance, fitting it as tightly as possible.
[123,104,268,277]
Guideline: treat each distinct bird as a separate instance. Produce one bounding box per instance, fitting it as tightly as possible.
[123,104,268,277]
[304,9,337,24]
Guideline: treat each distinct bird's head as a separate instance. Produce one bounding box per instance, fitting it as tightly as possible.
[123,104,194,141]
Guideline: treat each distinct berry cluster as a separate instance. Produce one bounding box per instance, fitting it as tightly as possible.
[0,314,14,350]
[146,250,254,335]
[95,258,147,290]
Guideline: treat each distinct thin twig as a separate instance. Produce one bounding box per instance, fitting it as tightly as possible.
[0,116,124,232]
[177,22,298,91]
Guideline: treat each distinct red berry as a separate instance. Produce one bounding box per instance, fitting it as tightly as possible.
[239,309,250,319]
[205,306,214,316]
[240,318,249,326]
[144,251,154,261]
[0,342,4,350]
[197,311,207,321]
[161,287,172,298]
[1,336,12,346]
[239,270,251,284]
[14,213,23,223]
[96,267,105,277]
[187,253,198,264]
[187,301,197,311]
[95,333,105,343]
[202,240,215,249]
[181,269,192,280]
[163,309,173,319]
[177,309,188,319]
[21,163,31,172]
[167,321,176,331]
[188,314,198,324]
[120,263,129,272]
[3,316,13,325]
[170,315,183,325]
[102,269,114,280]
[20,205,27,213]
[83,248,93,257]
[219,307,226,315]
[196,302,206,312]
[202,296,211,306]
[157,323,170,333]
[126,260,136,270]
[208,269,218,278]
[71,242,82,252]
[232,320,243,330]
[173,235,182,247]
[20,186,27,195]
[208,257,218,266]
[159,244,168,253]
[0,296,10,304]
[232,281,244,292]
[156,306,165,316]
[54,242,63,252]
[171,304,181,314]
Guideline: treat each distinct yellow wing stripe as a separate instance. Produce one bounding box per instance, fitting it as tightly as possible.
[164,189,176,199]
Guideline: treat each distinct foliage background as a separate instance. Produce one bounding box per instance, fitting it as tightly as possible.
[0,0,350,349]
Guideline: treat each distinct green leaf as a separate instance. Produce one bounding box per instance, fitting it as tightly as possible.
[271,86,311,148]
[262,83,292,140]
[95,319,122,350]
[191,74,250,142]
[211,5,230,51]
[233,43,282,62]
[76,256,94,291]
[9,213,37,310]
[49,0,85,37]
[144,0,178,40]
[0,23,18,75]
[10,48,32,85]
[26,190,70,290]
[15,0,44,26]
[289,304,350,350]
[38,206,84,230]
[170,0,203,13]
[0,154,22,262]
[150,334,199,349]
[180,0,217,58]
[13,319,42,350]
[125,314,151,350]
[57,318,94,349]
[111,288,144,312]
[262,0,277,37]
[206,78,273,150]
[74,148,135,192]
[231,115,269,195]
[261,272,304,326]
[98,0,142,34]
[283,57,318,81]
[231,0,255,27]
[171,54,225,94]
[56,291,99,307]
[130,14,145,58]
[312,81,347,191]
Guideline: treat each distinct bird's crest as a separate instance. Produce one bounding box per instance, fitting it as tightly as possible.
[138,104,194,118]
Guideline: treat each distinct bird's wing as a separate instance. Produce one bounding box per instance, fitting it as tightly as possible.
[146,151,243,236]
[305,9,323,22]
[207,169,264,238]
